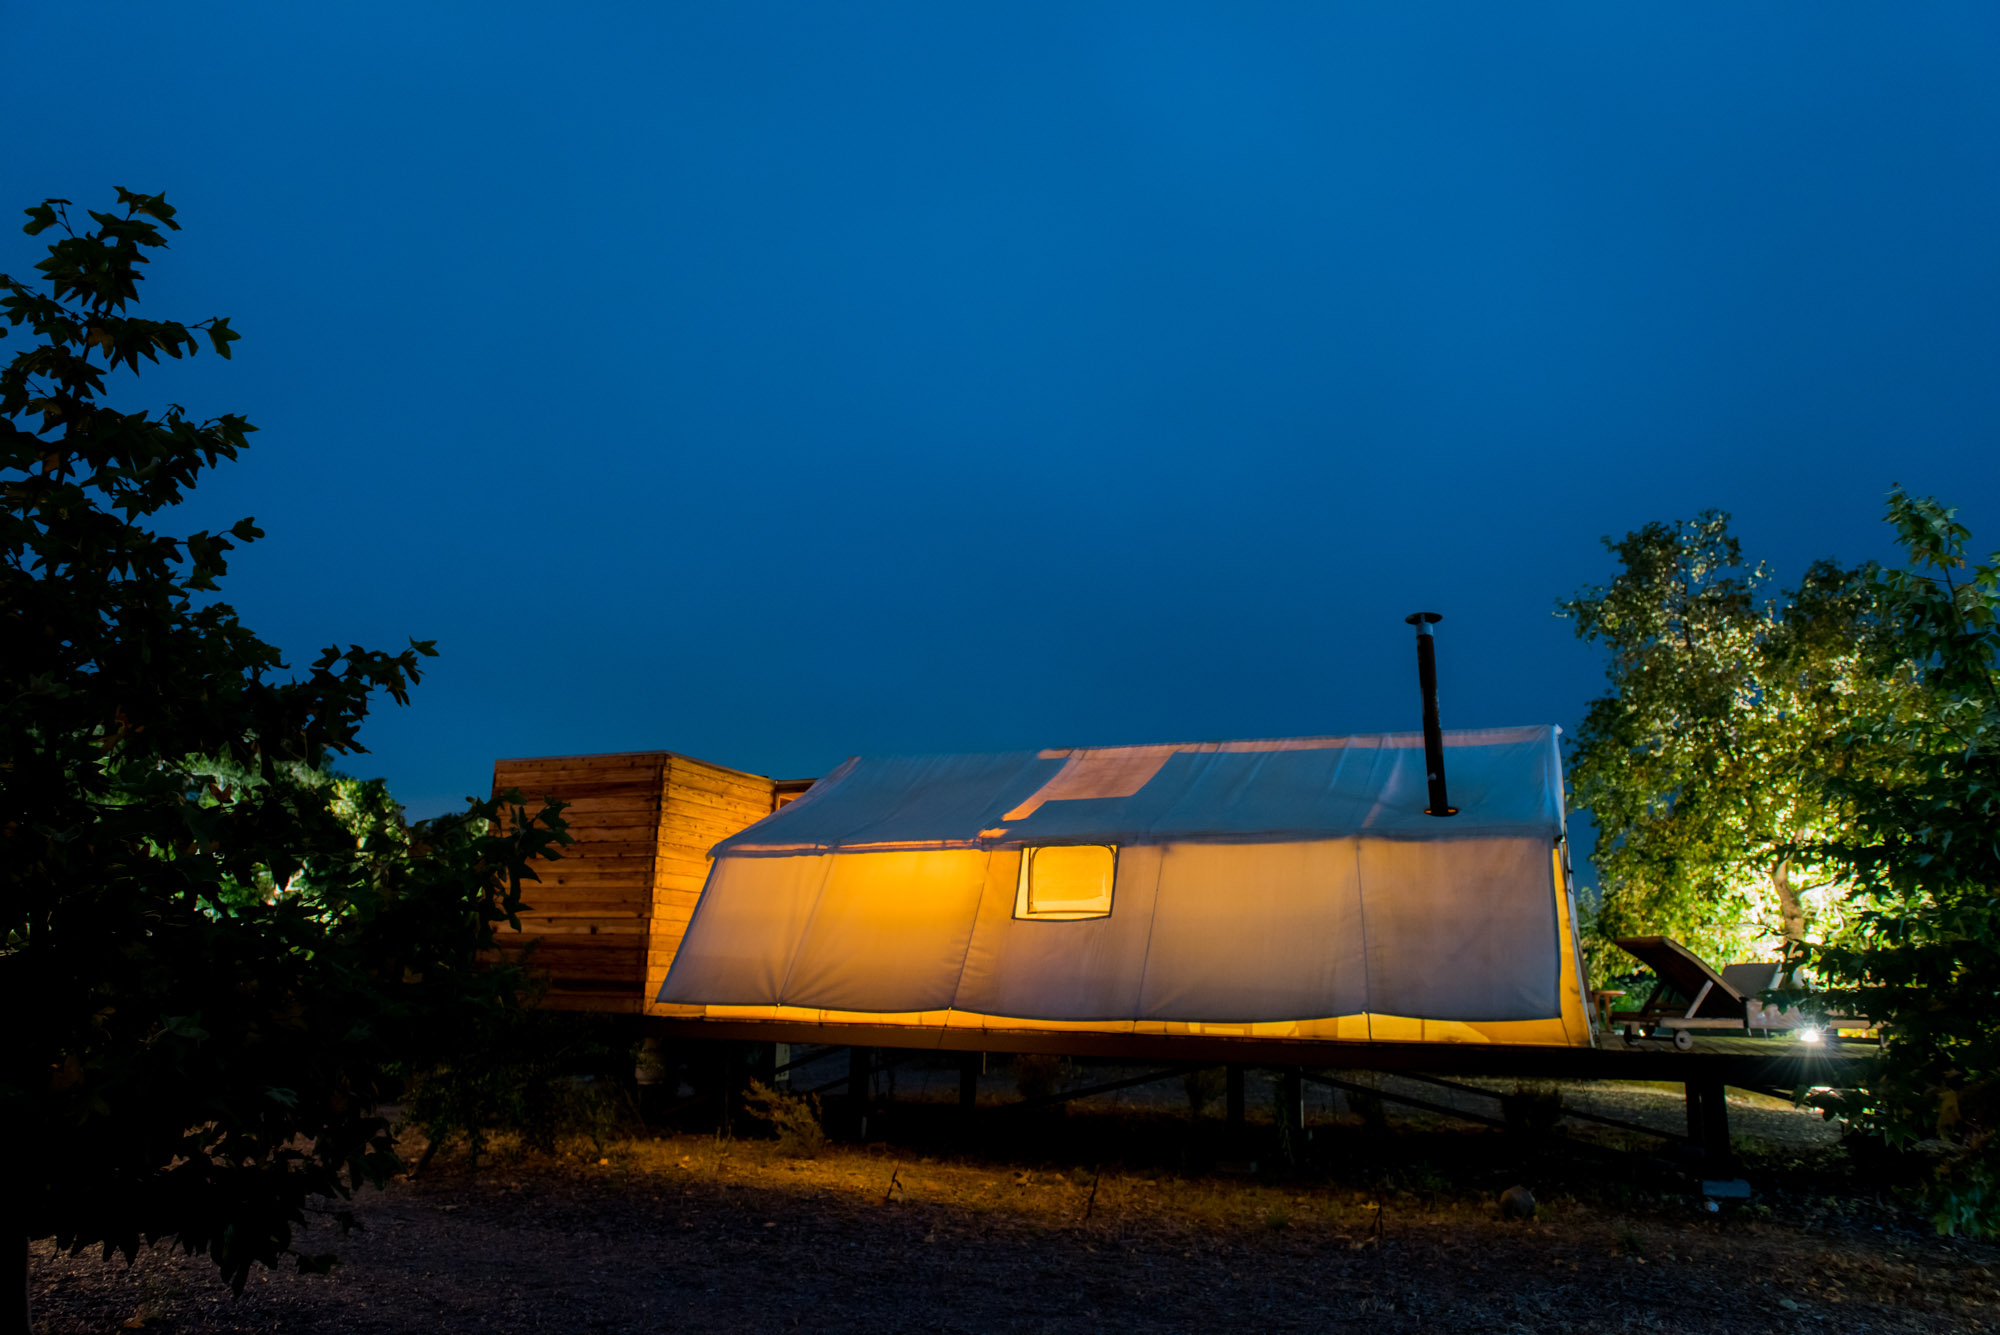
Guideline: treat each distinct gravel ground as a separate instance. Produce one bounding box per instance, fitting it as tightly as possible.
[31,1070,1992,1335]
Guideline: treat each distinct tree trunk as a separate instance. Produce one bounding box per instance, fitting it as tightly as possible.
[1773,858,1805,950]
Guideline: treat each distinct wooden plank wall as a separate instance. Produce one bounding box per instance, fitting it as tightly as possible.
[491,752,668,1012]
[491,750,794,1014]
[642,755,781,1018]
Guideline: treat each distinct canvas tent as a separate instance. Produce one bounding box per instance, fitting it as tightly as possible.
[658,726,1594,1047]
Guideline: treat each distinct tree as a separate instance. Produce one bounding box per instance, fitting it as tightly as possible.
[1563,492,2000,1235]
[1806,489,2000,1236]
[0,188,568,1322]
[1558,513,1873,979]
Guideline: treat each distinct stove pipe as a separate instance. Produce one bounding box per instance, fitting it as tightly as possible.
[1405,612,1457,817]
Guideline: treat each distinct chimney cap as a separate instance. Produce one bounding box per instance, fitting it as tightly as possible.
[1403,611,1443,626]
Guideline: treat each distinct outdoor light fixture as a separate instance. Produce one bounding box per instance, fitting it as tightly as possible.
[1799,1026,1825,1045]
[1405,612,1457,816]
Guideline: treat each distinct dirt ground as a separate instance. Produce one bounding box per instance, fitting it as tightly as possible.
[30,1066,2000,1334]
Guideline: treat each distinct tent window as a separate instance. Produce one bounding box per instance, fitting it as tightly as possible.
[1015,845,1116,920]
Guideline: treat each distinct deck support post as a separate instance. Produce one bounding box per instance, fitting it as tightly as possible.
[1685,1078,1731,1169]
[959,1051,981,1111]
[847,1046,872,1138]
[751,1042,777,1091]
[719,1044,740,1136]
[1225,1064,1246,1140]
[1280,1069,1304,1134]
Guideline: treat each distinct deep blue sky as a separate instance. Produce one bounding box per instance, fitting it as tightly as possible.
[9,5,1999,884]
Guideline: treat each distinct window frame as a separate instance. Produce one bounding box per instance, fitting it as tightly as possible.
[1012,843,1119,921]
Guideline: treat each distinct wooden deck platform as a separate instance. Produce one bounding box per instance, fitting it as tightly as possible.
[634,1015,1869,1090]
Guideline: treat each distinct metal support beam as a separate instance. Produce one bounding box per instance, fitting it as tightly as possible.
[799,1050,915,1099]
[1301,1071,1508,1131]
[770,1044,834,1079]
[1000,1066,1188,1116]
[1394,1069,1679,1142]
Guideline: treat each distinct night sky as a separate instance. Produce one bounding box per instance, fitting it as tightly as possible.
[8,5,1998,887]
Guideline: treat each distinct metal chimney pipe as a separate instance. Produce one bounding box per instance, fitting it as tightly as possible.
[1404,612,1457,816]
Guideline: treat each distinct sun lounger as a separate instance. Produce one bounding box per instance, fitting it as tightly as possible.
[1608,938,1791,1048]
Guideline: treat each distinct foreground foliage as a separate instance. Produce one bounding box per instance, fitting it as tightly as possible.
[0,190,568,1293]
[402,1006,638,1171]
[1805,491,2000,1236]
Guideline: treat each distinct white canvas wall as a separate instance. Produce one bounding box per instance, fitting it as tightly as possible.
[661,835,1562,1023]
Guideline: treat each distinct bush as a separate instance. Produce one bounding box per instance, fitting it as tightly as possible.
[744,1080,826,1157]
[401,1003,638,1169]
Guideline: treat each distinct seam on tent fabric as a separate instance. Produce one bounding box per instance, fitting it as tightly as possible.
[1353,738,1398,1043]
[770,852,837,1007]
[940,849,995,1022]
[1129,843,1170,1020]
[1352,835,1374,1043]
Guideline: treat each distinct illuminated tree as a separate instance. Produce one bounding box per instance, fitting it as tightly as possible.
[1565,492,2000,1233]
[1558,514,1873,977]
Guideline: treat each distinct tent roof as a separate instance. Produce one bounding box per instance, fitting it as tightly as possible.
[713,725,1564,857]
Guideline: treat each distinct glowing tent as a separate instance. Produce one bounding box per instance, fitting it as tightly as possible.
[658,727,1593,1047]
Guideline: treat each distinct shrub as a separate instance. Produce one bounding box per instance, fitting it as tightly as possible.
[743,1080,826,1157]
[401,1004,638,1170]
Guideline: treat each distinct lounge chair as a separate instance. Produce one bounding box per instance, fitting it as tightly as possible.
[1609,938,1789,1049]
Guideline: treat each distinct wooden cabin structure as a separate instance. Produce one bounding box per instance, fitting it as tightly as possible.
[489,750,812,1013]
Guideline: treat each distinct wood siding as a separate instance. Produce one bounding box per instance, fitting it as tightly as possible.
[491,749,789,1013]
